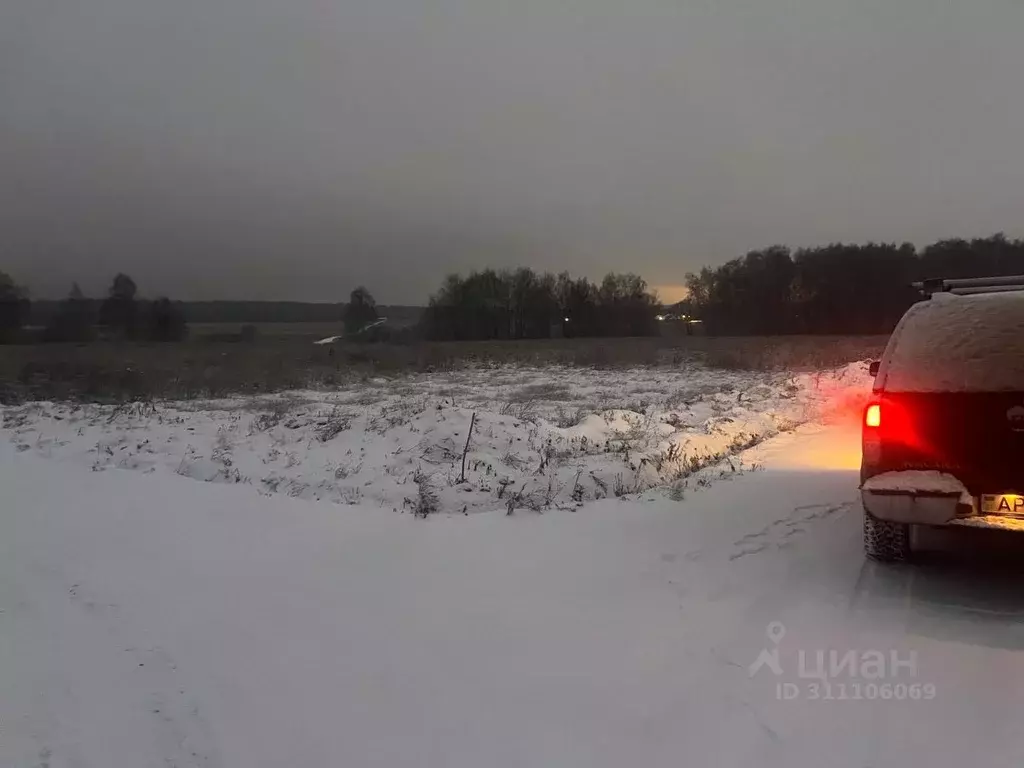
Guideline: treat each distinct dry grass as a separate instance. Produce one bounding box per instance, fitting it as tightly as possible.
[189,322,344,338]
[697,335,888,371]
[509,383,576,402]
[0,334,887,404]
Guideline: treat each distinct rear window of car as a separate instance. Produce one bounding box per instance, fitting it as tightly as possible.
[879,292,1024,393]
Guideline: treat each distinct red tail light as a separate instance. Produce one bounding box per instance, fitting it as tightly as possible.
[865,403,882,429]
[863,402,884,466]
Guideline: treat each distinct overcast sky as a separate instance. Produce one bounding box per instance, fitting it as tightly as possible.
[3,0,1023,303]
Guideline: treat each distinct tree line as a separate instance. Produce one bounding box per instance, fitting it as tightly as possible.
[683,234,1024,336]
[0,272,187,343]
[419,269,661,340]
[6,232,1024,343]
[28,300,425,329]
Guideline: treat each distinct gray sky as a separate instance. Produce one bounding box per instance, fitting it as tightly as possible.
[3,0,1024,303]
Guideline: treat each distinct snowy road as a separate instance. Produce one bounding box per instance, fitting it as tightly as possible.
[4,422,1024,767]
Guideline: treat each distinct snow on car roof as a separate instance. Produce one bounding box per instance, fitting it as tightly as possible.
[879,291,1024,393]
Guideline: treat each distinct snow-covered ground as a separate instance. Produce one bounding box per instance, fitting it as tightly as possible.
[6,361,1024,768]
[2,362,868,515]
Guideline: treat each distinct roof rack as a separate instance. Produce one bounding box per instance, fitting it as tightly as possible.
[913,275,1024,297]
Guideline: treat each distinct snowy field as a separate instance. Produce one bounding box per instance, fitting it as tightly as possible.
[2,362,868,515]
[6,360,1024,768]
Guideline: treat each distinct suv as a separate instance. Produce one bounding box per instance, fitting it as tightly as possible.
[861,275,1024,561]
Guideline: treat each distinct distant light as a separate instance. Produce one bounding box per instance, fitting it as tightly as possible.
[656,315,665,321]
[564,317,570,322]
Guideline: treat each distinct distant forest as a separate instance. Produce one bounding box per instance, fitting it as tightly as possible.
[4,233,1024,342]
[682,234,1024,336]
[28,300,424,328]
[420,270,660,340]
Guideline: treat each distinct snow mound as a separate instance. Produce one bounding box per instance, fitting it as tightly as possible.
[2,362,872,514]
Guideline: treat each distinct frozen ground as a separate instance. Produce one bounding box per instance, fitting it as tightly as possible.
[6,363,1024,767]
[2,362,867,514]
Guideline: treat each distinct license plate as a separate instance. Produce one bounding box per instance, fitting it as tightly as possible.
[981,494,1024,516]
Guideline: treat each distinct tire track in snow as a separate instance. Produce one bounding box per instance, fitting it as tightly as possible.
[19,576,222,768]
[67,580,221,768]
[729,501,854,561]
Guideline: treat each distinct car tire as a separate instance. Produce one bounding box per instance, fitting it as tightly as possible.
[863,509,911,562]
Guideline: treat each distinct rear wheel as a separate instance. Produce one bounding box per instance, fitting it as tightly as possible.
[863,509,911,562]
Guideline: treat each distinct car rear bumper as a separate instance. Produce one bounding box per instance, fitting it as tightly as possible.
[860,470,1024,530]
[862,489,1024,531]
[861,489,968,525]
[861,470,973,525]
